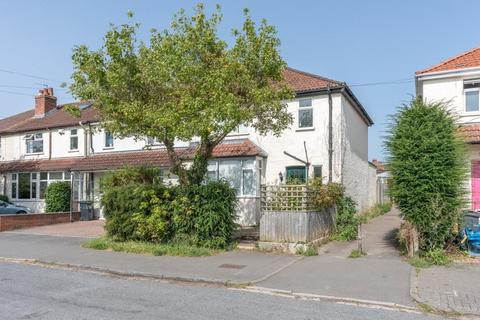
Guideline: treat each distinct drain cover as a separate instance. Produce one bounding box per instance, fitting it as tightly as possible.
[218,264,246,269]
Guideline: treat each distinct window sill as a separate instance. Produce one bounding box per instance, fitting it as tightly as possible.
[102,147,114,150]
[296,127,315,132]
[25,153,44,156]
[68,149,79,153]
[227,132,250,137]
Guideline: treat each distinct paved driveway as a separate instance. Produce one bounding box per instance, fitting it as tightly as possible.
[6,220,105,238]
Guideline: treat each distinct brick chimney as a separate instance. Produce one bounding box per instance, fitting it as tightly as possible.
[35,88,57,117]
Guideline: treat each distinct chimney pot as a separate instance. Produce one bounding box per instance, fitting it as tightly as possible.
[35,87,57,117]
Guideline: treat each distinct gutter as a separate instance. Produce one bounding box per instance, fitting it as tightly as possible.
[296,86,374,126]
[48,128,52,160]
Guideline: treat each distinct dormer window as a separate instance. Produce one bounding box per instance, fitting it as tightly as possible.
[464,79,480,112]
[25,133,43,154]
[298,98,313,128]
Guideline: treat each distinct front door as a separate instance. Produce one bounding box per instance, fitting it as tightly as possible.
[472,161,480,210]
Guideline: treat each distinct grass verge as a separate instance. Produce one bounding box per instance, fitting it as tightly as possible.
[296,245,318,256]
[408,249,453,268]
[83,236,217,257]
[348,249,366,258]
[359,202,392,224]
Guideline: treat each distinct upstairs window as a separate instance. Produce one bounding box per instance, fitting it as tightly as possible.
[105,131,114,148]
[146,137,163,146]
[464,79,480,112]
[25,133,43,154]
[70,129,79,150]
[298,98,313,128]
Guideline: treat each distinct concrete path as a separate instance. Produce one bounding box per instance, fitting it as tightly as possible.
[7,220,106,238]
[257,209,415,307]
[0,232,301,285]
[413,263,480,316]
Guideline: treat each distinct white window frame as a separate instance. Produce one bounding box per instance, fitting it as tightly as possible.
[298,98,314,129]
[146,137,164,147]
[10,171,70,200]
[104,131,114,148]
[206,158,257,197]
[25,133,44,155]
[70,129,79,151]
[464,88,480,113]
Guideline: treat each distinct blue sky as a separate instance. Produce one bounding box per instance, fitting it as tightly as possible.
[0,0,477,160]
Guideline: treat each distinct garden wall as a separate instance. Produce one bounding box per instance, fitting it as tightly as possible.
[0,212,80,232]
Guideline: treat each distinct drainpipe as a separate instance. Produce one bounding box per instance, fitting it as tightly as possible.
[88,122,94,154]
[82,122,88,157]
[328,86,333,183]
[48,128,52,160]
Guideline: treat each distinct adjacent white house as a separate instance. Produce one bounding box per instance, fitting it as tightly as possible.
[416,47,480,210]
[0,67,374,225]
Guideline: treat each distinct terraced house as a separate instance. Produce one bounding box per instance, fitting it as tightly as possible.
[0,68,374,225]
[416,47,480,210]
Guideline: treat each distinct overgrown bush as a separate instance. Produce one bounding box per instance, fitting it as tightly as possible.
[101,167,237,249]
[171,180,237,249]
[45,181,71,213]
[386,98,468,251]
[333,196,358,241]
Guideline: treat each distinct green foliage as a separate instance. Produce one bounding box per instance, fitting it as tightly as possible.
[332,196,358,241]
[359,202,392,223]
[83,236,215,257]
[408,249,453,268]
[45,181,71,213]
[296,245,318,256]
[386,98,468,251]
[69,4,294,185]
[310,180,344,210]
[349,249,366,258]
[101,168,237,249]
[171,180,238,249]
[0,194,11,204]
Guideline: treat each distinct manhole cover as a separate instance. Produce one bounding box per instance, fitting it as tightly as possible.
[218,264,246,269]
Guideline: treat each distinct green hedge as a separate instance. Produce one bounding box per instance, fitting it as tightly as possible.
[386,98,468,251]
[45,181,71,213]
[0,194,11,204]
[101,167,237,249]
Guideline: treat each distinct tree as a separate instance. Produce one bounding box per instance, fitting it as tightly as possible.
[69,4,294,185]
[385,97,468,251]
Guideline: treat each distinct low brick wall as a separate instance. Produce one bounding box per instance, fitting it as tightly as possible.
[0,212,80,232]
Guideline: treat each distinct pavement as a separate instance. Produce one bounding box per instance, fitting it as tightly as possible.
[0,232,301,285]
[256,209,415,307]
[412,263,480,316]
[2,208,480,317]
[0,262,442,320]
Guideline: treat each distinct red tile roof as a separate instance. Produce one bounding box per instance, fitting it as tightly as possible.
[0,67,373,133]
[416,47,480,75]
[282,67,344,93]
[0,139,266,173]
[458,124,480,143]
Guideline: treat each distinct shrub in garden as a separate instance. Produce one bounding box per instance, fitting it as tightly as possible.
[45,181,71,213]
[171,180,237,249]
[0,194,11,204]
[386,98,468,251]
[100,167,237,249]
[333,196,358,241]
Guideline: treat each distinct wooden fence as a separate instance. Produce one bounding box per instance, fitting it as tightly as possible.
[259,184,336,244]
[260,184,317,212]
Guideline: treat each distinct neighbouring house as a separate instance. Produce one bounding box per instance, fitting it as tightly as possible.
[0,67,374,225]
[416,47,480,210]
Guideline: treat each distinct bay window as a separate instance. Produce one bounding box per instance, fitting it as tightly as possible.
[206,158,257,196]
[25,133,43,154]
[11,171,70,200]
